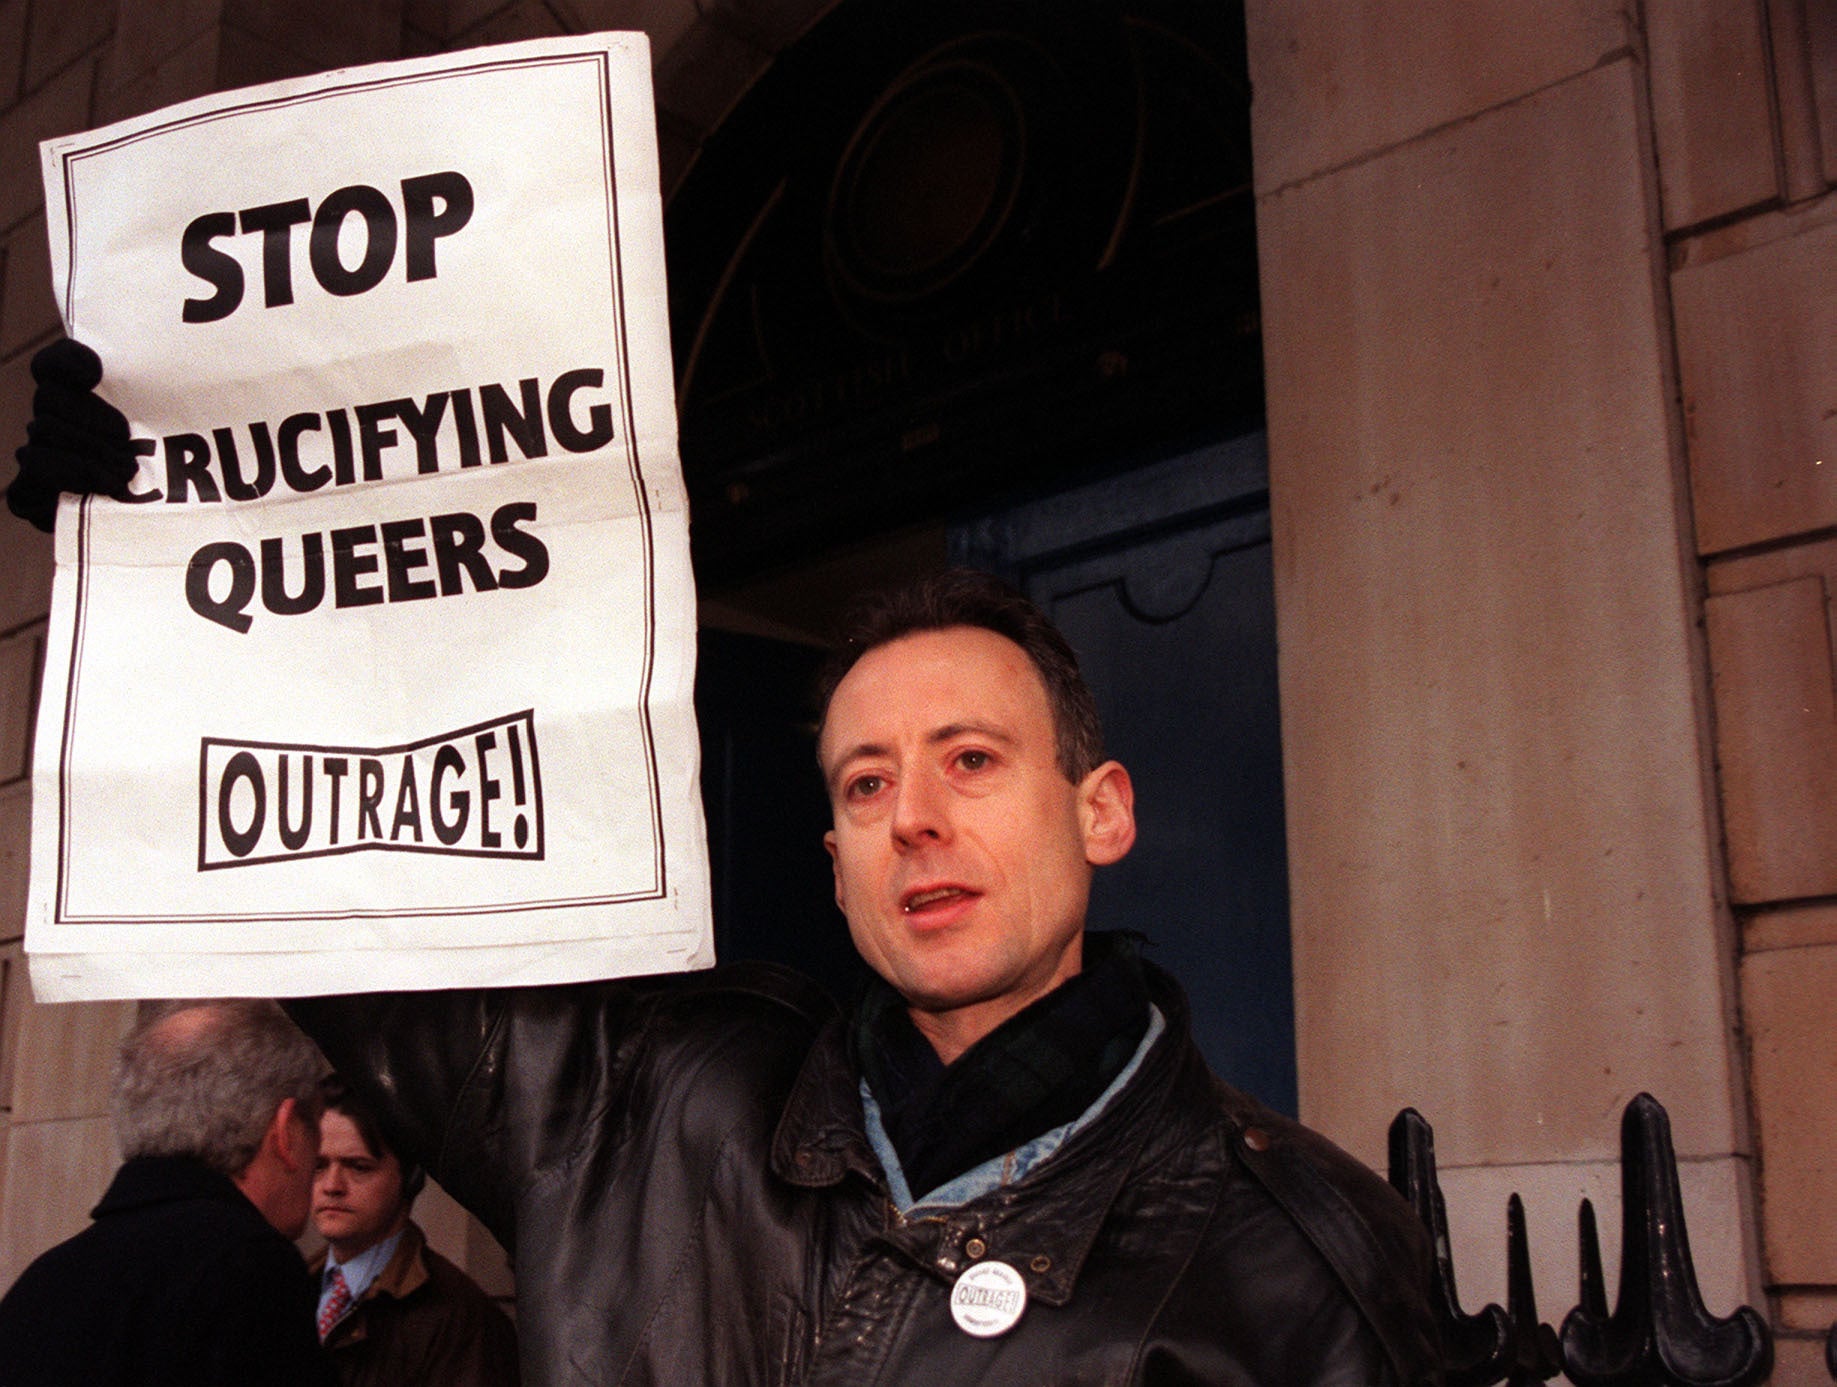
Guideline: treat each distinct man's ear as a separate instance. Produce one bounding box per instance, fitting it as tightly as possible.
[267,1097,311,1173]
[823,830,846,913]
[1077,760,1136,866]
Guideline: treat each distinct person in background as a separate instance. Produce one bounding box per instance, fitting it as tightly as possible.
[311,1087,519,1387]
[0,999,334,1387]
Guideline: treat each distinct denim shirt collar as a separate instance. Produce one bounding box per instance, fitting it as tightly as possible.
[863,1006,1167,1213]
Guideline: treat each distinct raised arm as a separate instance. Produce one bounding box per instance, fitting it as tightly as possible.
[287,964,838,1259]
[286,989,518,1242]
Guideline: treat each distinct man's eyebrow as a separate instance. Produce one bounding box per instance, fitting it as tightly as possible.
[928,722,1015,746]
[822,740,890,788]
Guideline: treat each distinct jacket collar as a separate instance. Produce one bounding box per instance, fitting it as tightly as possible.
[308,1222,431,1349]
[93,1155,255,1221]
[770,960,1202,1307]
[307,1220,431,1304]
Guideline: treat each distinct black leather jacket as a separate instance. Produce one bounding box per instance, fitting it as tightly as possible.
[291,960,1439,1386]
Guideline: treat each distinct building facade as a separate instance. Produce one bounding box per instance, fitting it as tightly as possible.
[0,1,1831,1379]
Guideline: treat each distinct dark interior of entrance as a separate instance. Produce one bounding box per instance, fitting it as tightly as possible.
[668,0,1295,1112]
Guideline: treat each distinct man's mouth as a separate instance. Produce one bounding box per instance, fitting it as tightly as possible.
[901,885,974,913]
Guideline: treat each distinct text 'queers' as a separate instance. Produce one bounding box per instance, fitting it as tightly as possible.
[187,500,547,634]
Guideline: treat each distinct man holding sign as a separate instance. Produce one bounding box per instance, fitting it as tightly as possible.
[15,368,1441,1378]
[286,571,1440,1385]
[11,34,1439,1387]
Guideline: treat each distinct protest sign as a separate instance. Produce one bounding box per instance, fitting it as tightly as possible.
[26,34,713,1000]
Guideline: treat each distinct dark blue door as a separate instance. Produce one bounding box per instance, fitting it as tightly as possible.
[952,432,1296,1113]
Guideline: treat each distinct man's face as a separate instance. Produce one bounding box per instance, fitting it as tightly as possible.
[312,1111,407,1258]
[820,625,1134,1057]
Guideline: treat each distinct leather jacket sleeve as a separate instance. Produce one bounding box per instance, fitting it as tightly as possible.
[285,964,836,1258]
[289,987,522,1243]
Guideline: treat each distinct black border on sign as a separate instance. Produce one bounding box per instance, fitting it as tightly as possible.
[196,709,549,871]
[51,48,672,925]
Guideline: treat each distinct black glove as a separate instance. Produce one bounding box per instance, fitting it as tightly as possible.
[7,338,139,532]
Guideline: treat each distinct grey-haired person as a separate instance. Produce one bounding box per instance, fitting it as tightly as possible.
[0,998,335,1387]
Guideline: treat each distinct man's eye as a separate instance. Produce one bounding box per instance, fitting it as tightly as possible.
[846,774,884,799]
[956,750,991,771]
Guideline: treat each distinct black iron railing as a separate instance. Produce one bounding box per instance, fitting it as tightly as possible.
[1388,1094,1776,1387]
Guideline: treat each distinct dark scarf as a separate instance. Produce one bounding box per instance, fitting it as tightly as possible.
[850,931,1152,1200]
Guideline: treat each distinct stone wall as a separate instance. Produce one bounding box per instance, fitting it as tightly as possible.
[1249,1,1836,1377]
[1666,1,1837,1371]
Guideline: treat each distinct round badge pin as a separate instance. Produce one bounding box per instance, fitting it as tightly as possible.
[950,1259,1028,1338]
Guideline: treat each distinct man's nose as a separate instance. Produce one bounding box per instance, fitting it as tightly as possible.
[890,772,950,848]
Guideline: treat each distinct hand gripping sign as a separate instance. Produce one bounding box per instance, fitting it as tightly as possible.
[26,34,713,1000]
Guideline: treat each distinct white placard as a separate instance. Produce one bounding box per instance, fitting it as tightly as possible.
[26,34,714,1000]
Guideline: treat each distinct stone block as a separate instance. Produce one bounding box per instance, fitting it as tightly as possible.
[655,111,700,202]
[1245,0,1627,194]
[0,940,21,1109]
[0,781,29,938]
[450,0,565,48]
[0,0,30,107]
[9,995,135,1123]
[0,621,43,784]
[1707,530,1837,596]
[0,59,95,234]
[0,351,55,635]
[411,1176,468,1263]
[1,213,58,357]
[1777,1287,1837,1333]
[654,15,769,136]
[399,23,439,59]
[1703,576,1837,902]
[1743,945,1837,1285]
[224,0,404,73]
[426,0,519,43]
[416,1176,513,1293]
[111,0,226,89]
[696,0,834,53]
[1643,0,1776,230]
[1808,0,1837,187]
[22,0,114,96]
[463,1214,514,1297]
[96,28,220,126]
[547,0,702,60]
[402,0,446,42]
[215,21,332,87]
[1743,898,1837,953]
[0,1113,116,1289]
[1257,61,1743,1167]
[1672,212,1837,554]
[0,526,51,636]
[1771,1337,1836,1385]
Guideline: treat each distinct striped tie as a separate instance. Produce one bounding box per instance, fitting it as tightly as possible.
[317,1264,353,1341]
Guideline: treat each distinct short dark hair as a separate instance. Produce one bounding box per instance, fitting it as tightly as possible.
[324,1083,426,1208]
[816,568,1105,781]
